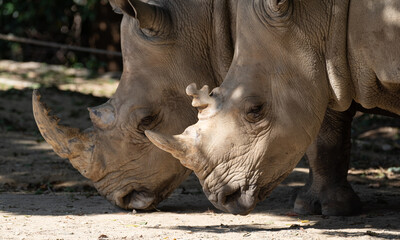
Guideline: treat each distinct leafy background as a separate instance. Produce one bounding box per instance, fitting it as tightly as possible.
[0,0,122,72]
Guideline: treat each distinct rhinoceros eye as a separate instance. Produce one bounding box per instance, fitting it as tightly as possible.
[140,115,156,126]
[137,113,160,134]
[245,103,265,123]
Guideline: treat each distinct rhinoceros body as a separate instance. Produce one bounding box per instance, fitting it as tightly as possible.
[147,0,400,215]
[33,0,235,210]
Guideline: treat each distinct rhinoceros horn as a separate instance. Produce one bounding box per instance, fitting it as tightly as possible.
[32,90,96,179]
[145,130,200,170]
[186,83,220,119]
[88,103,116,130]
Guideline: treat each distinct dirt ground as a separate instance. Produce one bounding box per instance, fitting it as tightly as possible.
[0,61,399,239]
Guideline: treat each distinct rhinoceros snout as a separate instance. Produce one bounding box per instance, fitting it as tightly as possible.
[118,190,156,210]
[208,185,258,215]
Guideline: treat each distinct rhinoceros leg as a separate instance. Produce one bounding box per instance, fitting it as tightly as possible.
[294,106,361,216]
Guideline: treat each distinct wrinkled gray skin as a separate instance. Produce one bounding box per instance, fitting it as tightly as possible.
[33,0,235,210]
[146,0,400,215]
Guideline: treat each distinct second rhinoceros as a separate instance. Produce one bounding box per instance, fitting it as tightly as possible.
[33,0,235,210]
[146,0,400,215]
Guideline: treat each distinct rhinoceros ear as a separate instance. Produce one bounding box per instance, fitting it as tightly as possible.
[112,0,170,33]
[270,0,291,13]
[255,0,293,25]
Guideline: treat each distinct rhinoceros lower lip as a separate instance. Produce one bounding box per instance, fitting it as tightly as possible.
[221,173,292,215]
[121,190,156,210]
[213,196,256,216]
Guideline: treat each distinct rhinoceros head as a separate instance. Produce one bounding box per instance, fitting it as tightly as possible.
[146,0,351,214]
[33,0,234,210]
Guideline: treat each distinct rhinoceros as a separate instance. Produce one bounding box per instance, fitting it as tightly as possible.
[146,0,400,215]
[32,0,235,210]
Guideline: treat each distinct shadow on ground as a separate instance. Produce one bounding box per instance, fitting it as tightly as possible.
[0,88,107,194]
[0,88,399,236]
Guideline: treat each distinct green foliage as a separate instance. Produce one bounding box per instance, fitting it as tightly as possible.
[0,0,121,72]
[1,0,98,40]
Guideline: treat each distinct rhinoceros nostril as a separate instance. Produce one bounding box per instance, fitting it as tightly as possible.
[222,188,241,205]
[122,191,134,208]
[122,190,155,210]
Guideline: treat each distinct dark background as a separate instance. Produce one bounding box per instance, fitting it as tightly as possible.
[0,0,123,72]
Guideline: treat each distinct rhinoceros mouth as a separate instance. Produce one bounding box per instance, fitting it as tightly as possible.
[204,184,259,215]
[205,169,294,215]
[118,189,156,210]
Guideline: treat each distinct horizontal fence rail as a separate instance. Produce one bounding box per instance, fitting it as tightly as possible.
[0,33,122,57]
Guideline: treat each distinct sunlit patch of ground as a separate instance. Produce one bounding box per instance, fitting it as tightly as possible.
[0,60,118,97]
[0,61,399,239]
